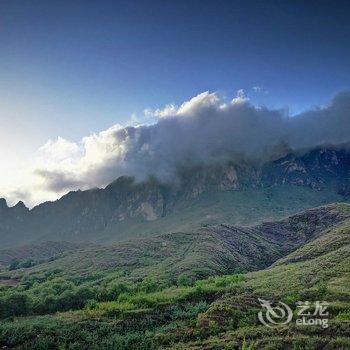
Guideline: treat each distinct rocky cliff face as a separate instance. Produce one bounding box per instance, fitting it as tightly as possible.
[174,148,350,199]
[261,148,350,189]
[0,147,349,247]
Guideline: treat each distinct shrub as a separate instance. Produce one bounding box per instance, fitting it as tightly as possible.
[177,274,194,287]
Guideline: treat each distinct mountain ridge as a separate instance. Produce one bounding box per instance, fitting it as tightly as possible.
[0,147,349,248]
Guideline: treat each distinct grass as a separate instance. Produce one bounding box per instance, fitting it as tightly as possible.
[95,274,244,316]
[0,203,349,349]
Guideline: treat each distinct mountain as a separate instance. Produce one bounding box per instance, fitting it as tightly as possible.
[0,203,349,349]
[1,147,349,248]
[3,203,348,283]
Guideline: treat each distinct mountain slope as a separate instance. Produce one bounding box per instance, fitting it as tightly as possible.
[2,203,349,289]
[173,205,350,349]
[0,241,96,270]
[1,148,349,248]
[0,203,349,349]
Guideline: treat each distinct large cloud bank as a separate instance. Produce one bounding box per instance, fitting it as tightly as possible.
[3,90,350,207]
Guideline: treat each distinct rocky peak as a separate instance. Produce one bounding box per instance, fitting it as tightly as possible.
[12,201,29,213]
[0,198,8,213]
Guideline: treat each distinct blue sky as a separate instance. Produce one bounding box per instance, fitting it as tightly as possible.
[1,0,350,204]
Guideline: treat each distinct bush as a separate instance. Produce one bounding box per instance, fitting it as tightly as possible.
[177,274,194,287]
[0,292,30,318]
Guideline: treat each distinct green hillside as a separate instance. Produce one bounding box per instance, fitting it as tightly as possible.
[0,204,349,349]
[0,242,95,270]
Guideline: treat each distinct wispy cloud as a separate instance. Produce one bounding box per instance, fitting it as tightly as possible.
[252,86,269,94]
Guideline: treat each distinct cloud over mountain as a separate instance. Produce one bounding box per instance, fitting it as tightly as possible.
[3,91,350,207]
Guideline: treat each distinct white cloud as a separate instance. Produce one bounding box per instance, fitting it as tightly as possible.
[231,89,249,104]
[1,90,350,207]
[37,137,81,167]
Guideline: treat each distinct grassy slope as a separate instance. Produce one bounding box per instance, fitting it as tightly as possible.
[0,242,95,270]
[0,204,349,349]
[171,210,350,349]
[3,203,348,285]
